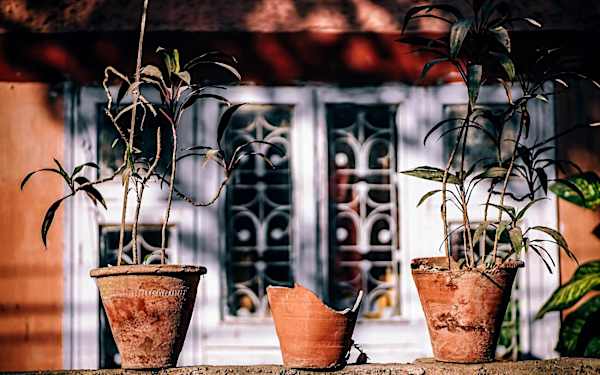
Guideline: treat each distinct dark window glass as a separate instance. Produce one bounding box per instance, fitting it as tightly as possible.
[327,104,401,319]
[223,104,293,318]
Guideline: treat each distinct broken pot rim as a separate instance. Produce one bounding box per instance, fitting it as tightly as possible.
[267,283,363,315]
[89,264,207,278]
[411,256,524,274]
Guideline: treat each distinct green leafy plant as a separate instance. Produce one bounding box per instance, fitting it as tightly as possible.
[21,0,280,266]
[550,172,600,211]
[399,0,598,270]
[537,172,600,357]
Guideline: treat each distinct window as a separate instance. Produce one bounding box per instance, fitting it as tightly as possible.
[327,104,401,318]
[224,104,294,318]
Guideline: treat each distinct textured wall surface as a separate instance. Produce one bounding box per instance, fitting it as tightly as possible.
[0,82,64,370]
[0,0,599,33]
[23,358,600,375]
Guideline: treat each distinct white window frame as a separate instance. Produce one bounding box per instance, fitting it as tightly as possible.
[63,83,560,369]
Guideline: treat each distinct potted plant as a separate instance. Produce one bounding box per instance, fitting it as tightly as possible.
[536,172,600,357]
[267,284,363,369]
[399,0,599,363]
[20,0,278,369]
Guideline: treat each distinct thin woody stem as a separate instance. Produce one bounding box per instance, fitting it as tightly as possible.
[459,104,475,267]
[441,126,466,269]
[132,126,162,264]
[481,182,496,261]
[73,164,126,192]
[177,178,229,207]
[491,105,526,263]
[161,122,177,263]
[117,0,149,265]
[153,172,229,207]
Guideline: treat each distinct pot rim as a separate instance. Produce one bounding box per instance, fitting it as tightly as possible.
[90,264,207,278]
[267,283,363,315]
[411,256,524,274]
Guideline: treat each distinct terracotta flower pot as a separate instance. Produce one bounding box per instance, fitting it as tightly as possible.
[90,264,206,369]
[267,283,363,369]
[412,256,523,363]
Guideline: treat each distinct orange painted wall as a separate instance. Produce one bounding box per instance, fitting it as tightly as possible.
[0,82,64,370]
[556,79,600,287]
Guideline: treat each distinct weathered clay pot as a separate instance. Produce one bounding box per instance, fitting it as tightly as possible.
[412,256,523,363]
[267,283,363,369]
[90,264,206,369]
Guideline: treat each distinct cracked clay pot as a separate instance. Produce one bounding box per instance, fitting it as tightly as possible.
[267,283,363,369]
[412,257,523,363]
[90,265,206,369]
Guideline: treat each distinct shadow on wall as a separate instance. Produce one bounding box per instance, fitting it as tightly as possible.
[0,82,65,371]
[0,1,599,86]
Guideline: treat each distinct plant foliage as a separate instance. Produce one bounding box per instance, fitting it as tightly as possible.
[550,172,600,210]
[537,171,600,358]
[23,44,281,263]
[399,0,598,270]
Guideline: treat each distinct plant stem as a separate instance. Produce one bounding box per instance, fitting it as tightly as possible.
[481,182,495,260]
[441,125,466,269]
[153,173,230,207]
[131,127,162,264]
[459,104,475,267]
[117,0,149,265]
[161,122,177,264]
[74,164,126,192]
[491,105,526,263]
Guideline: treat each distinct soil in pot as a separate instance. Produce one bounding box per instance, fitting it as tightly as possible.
[267,283,363,369]
[90,264,206,369]
[412,256,523,364]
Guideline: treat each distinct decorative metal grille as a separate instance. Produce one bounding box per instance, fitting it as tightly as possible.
[223,104,293,318]
[327,104,401,319]
[98,225,174,368]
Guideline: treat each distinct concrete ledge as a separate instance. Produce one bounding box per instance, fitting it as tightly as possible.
[24,358,600,375]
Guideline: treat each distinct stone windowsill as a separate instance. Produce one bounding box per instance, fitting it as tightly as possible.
[23,358,600,375]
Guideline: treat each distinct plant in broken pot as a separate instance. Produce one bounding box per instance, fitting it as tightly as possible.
[20,2,279,369]
[536,172,600,358]
[400,0,599,363]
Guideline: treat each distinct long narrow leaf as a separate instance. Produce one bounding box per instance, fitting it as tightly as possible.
[487,203,516,221]
[530,226,577,263]
[419,58,450,82]
[467,64,483,107]
[81,186,107,209]
[516,198,546,221]
[450,18,473,58]
[72,162,100,177]
[417,189,442,207]
[401,166,460,184]
[423,117,465,145]
[401,5,463,33]
[41,196,70,247]
[217,103,245,151]
[536,261,600,318]
[188,61,241,81]
[20,168,62,190]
